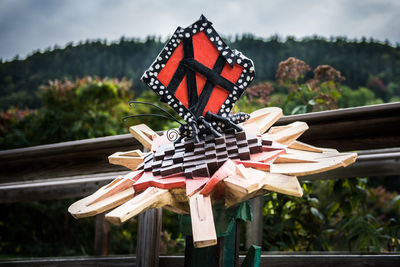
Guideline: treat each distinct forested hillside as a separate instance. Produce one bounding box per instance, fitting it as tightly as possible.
[1,35,399,109]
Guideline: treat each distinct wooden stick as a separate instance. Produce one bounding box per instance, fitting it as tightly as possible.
[284,148,339,159]
[189,192,217,248]
[262,173,303,197]
[105,187,172,225]
[273,154,318,163]
[265,121,309,145]
[243,107,283,134]
[68,171,143,218]
[288,140,323,153]
[270,152,357,176]
[108,150,145,170]
[129,124,159,151]
[68,182,134,219]
[200,159,237,196]
[224,167,267,207]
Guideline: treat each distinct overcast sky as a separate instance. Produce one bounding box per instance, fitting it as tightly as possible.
[1,0,399,61]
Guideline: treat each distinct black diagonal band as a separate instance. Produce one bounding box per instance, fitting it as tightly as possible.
[166,61,186,95]
[193,55,226,117]
[181,58,236,92]
[182,36,198,111]
[164,37,237,118]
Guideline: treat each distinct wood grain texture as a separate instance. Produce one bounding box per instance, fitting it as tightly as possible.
[246,197,264,249]
[2,253,399,266]
[0,134,140,183]
[262,173,303,197]
[68,171,143,218]
[136,208,162,267]
[1,103,398,185]
[243,107,283,134]
[189,192,217,248]
[94,213,110,256]
[68,184,134,219]
[105,187,172,225]
[270,153,357,176]
[266,121,309,145]
[129,124,158,151]
[108,150,145,170]
[2,148,397,203]
[275,102,400,151]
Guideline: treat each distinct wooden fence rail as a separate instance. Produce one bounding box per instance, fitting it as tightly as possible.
[1,253,400,267]
[1,147,399,203]
[1,102,400,266]
[1,102,399,184]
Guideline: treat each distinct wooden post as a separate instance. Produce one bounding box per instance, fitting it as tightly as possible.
[94,213,110,255]
[184,235,193,266]
[235,220,241,267]
[245,196,263,249]
[136,208,162,267]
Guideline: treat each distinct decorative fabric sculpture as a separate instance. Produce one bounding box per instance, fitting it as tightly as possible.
[69,15,357,248]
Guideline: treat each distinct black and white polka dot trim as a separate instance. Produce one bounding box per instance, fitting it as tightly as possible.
[141,14,255,129]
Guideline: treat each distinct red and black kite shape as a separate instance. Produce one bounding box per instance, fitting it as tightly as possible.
[141,15,255,141]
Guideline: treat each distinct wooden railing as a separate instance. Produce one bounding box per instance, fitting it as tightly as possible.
[1,102,400,266]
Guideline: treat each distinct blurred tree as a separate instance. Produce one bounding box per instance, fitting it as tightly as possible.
[0,76,133,149]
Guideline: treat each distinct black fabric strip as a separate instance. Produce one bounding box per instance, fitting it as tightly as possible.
[167,62,187,95]
[182,36,198,111]
[182,58,235,93]
[193,55,226,117]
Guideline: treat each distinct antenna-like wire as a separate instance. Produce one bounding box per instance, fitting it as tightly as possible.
[128,101,183,125]
[123,114,183,126]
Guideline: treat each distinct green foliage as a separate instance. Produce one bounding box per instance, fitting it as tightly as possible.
[240,57,400,253]
[0,76,133,149]
[1,35,400,110]
[0,200,95,257]
[263,178,400,252]
[239,58,345,115]
[339,86,383,107]
[0,53,399,257]
[0,199,141,257]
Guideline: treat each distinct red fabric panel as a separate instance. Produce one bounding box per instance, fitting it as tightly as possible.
[202,63,244,116]
[175,76,189,108]
[157,43,184,87]
[193,31,219,96]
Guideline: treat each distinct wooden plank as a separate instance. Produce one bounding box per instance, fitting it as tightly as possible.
[188,192,217,248]
[0,134,140,183]
[288,141,323,153]
[234,220,241,267]
[68,171,142,218]
[1,253,400,266]
[246,197,264,249]
[136,208,162,267]
[270,153,357,176]
[0,171,125,203]
[129,124,159,151]
[69,187,134,219]
[224,168,266,195]
[303,149,400,180]
[108,150,145,170]
[94,213,110,256]
[1,103,399,185]
[265,121,309,145]
[275,102,400,151]
[262,173,303,197]
[243,107,283,134]
[277,102,400,124]
[105,187,172,225]
[199,160,237,196]
[1,148,399,203]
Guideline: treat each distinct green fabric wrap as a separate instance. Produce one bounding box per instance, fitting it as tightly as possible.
[180,201,253,267]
